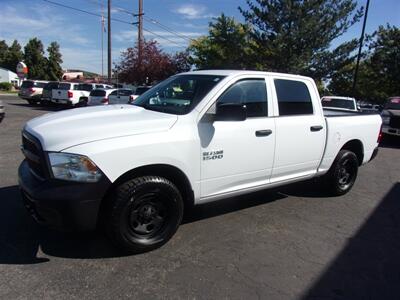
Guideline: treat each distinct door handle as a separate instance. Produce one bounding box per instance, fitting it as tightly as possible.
[255,129,273,137]
[310,125,323,132]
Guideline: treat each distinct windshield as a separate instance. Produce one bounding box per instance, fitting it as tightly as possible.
[385,98,400,110]
[322,98,355,110]
[134,75,225,115]
[21,81,34,88]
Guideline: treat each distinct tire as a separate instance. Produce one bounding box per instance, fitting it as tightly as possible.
[105,176,184,253]
[78,98,88,107]
[324,150,359,196]
[27,100,35,105]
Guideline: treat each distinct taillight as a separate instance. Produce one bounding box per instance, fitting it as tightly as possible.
[377,124,383,143]
[67,90,73,98]
[29,88,36,93]
[101,97,108,104]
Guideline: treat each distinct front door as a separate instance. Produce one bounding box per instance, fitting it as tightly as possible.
[199,78,276,198]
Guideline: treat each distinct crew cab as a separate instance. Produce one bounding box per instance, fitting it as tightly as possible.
[381,97,400,136]
[52,83,112,107]
[19,70,382,253]
[321,96,359,112]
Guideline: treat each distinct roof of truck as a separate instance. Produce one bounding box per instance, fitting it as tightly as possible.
[182,69,312,80]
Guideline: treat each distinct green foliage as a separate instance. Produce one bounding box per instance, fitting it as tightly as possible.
[329,24,400,103]
[189,14,252,69]
[0,40,9,67]
[24,38,49,80]
[238,0,363,80]
[47,42,63,81]
[0,82,13,91]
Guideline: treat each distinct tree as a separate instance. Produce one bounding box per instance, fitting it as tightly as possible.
[2,40,23,72]
[114,40,191,84]
[238,0,363,81]
[189,14,253,69]
[47,41,63,81]
[0,40,8,67]
[24,38,48,79]
[328,24,400,103]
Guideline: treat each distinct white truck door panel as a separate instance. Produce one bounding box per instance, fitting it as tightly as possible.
[270,77,326,182]
[199,78,275,198]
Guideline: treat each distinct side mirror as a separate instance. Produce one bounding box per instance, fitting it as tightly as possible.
[215,103,247,121]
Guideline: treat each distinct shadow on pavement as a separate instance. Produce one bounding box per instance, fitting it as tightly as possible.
[379,135,400,149]
[302,183,400,299]
[0,184,287,263]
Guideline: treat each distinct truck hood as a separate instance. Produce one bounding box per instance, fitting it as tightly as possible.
[24,105,178,151]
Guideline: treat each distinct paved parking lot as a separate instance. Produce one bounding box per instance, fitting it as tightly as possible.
[0,94,399,299]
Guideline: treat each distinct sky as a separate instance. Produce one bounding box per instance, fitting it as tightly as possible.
[0,0,399,74]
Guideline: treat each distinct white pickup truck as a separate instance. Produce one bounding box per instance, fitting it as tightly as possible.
[19,70,381,253]
[52,83,112,106]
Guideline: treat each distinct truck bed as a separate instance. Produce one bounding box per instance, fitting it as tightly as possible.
[323,108,379,117]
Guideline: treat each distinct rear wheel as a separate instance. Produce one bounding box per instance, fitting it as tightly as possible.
[27,100,35,105]
[324,150,358,196]
[105,176,183,253]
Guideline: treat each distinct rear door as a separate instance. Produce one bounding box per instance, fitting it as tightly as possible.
[270,76,326,182]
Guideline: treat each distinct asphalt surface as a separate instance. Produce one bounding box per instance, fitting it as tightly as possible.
[0,94,399,300]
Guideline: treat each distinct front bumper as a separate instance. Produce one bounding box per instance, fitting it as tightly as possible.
[18,160,111,231]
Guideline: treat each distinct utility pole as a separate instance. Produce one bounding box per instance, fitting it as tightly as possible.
[107,0,112,83]
[352,0,370,95]
[101,2,105,79]
[138,0,143,63]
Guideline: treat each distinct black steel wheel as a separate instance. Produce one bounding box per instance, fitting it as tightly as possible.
[324,150,359,196]
[105,176,183,253]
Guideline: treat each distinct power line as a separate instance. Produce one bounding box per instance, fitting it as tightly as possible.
[42,0,137,25]
[144,17,195,43]
[43,0,187,49]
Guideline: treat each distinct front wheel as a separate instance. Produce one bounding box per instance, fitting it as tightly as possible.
[324,150,359,196]
[105,176,184,253]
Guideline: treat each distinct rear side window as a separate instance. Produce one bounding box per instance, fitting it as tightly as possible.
[217,79,268,118]
[135,87,150,95]
[90,89,106,96]
[274,79,313,116]
[59,83,71,90]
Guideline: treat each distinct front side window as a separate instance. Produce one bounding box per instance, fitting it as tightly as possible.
[274,79,313,116]
[217,79,268,117]
[134,75,224,115]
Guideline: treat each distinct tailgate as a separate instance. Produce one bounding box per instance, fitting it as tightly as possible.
[52,89,69,100]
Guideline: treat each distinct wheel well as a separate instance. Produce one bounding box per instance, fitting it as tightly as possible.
[104,164,194,210]
[341,140,364,165]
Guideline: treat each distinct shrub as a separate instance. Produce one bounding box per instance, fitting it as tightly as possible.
[0,82,13,91]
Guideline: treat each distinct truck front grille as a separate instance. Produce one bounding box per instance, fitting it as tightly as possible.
[22,131,46,179]
[389,116,400,129]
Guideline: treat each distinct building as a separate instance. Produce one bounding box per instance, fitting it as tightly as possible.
[0,67,20,87]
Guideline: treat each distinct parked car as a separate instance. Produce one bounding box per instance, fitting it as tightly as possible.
[88,88,117,106]
[128,86,152,102]
[19,70,382,253]
[321,96,359,112]
[41,81,59,105]
[0,100,4,123]
[52,83,113,107]
[381,97,400,137]
[108,89,135,104]
[18,80,48,105]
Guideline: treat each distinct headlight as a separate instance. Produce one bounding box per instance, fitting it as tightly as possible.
[48,152,102,182]
[381,115,390,125]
